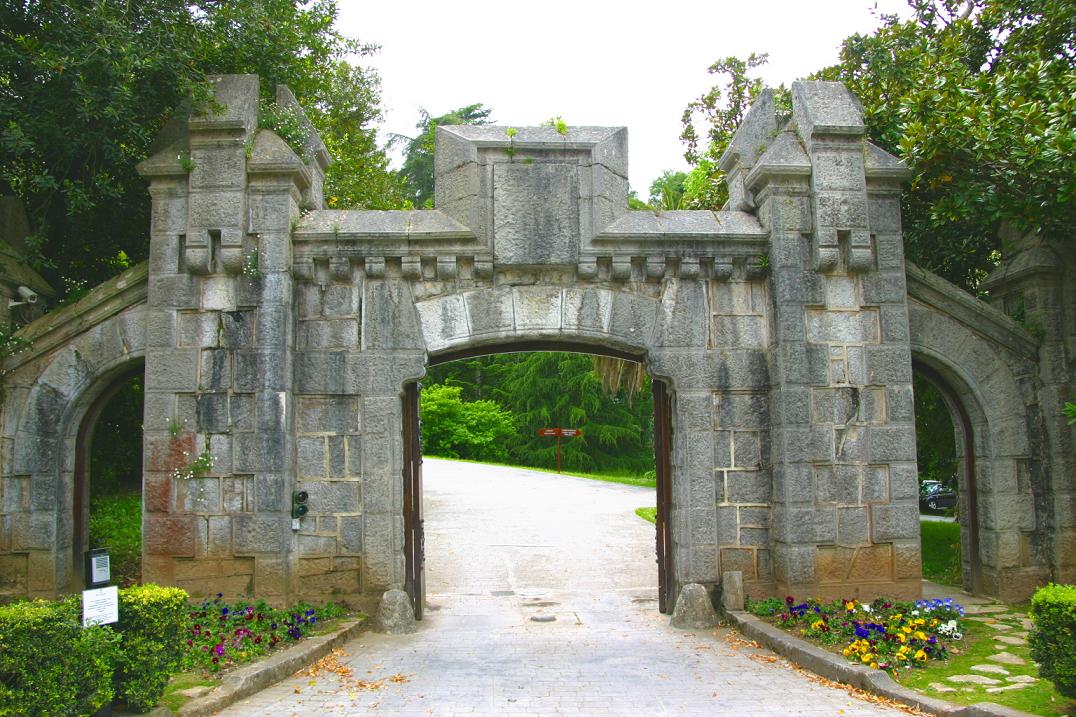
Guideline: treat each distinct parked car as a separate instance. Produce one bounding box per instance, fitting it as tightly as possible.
[919,481,956,511]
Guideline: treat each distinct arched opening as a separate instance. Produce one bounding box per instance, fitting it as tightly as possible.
[913,359,982,595]
[73,362,145,588]
[402,343,674,619]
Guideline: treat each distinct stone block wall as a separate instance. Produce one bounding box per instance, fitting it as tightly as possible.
[731,83,921,600]
[2,74,1067,608]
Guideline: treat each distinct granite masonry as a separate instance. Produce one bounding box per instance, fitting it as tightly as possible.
[0,75,1070,609]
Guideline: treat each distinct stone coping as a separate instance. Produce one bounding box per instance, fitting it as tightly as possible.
[726,611,1037,717]
[119,616,367,717]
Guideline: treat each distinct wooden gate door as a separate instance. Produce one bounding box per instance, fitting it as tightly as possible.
[402,382,424,619]
[653,379,674,614]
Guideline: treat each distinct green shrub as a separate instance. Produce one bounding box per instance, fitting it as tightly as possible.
[113,585,189,713]
[0,598,119,717]
[419,384,516,462]
[88,491,141,586]
[1029,583,1076,699]
[745,596,785,617]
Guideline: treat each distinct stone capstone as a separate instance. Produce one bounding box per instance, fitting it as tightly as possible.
[376,589,417,634]
[670,583,717,630]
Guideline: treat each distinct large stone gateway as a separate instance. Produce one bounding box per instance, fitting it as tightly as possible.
[0,75,1071,608]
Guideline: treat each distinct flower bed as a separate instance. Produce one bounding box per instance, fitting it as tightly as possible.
[181,593,345,674]
[747,595,966,672]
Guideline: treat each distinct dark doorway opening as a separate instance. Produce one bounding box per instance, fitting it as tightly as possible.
[402,345,674,618]
[74,365,144,588]
[913,360,982,595]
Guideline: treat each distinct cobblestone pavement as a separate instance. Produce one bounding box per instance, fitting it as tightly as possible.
[219,459,907,716]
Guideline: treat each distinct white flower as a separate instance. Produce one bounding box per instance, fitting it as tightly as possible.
[911,610,920,616]
[860,604,872,614]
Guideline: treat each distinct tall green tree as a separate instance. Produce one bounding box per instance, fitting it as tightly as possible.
[0,0,402,298]
[815,0,1075,290]
[681,1,1075,291]
[679,54,775,212]
[393,103,493,208]
[647,170,689,209]
[428,352,654,473]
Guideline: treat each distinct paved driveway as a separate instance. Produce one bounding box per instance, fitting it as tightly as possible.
[219,459,906,716]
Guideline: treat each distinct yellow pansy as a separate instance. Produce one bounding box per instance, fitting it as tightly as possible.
[915,650,928,661]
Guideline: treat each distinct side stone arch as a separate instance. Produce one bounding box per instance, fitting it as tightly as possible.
[1,298,146,597]
[906,265,1050,600]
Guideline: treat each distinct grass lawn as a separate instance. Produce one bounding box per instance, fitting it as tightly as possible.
[635,507,656,523]
[159,672,217,713]
[894,612,1073,717]
[426,454,656,489]
[921,518,962,586]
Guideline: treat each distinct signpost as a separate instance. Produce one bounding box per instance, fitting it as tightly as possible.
[535,427,583,473]
[82,549,117,716]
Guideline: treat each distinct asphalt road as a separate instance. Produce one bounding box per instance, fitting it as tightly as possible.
[218,459,907,716]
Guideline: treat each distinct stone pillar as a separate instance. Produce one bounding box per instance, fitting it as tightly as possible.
[981,228,1076,587]
[137,75,307,602]
[751,81,919,600]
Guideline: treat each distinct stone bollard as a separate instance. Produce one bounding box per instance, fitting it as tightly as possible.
[376,589,417,634]
[720,570,745,612]
[670,583,717,629]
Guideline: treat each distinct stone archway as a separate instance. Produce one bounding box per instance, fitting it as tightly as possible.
[906,267,1052,601]
[409,286,684,613]
[1,297,146,596]
[72,360,145,588]
[4,74,1070,610]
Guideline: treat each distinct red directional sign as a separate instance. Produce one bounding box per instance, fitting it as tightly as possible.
[535,428,582,473]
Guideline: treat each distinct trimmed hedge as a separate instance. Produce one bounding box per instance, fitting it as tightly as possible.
[0,598,119,717]
[0,584,188,716]
[114,585,189,713]
[1029,582,1076,699]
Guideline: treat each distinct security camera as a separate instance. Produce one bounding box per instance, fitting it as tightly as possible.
[8,285,39,309]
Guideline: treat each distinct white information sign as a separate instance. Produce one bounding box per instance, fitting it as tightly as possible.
[90,553,110,585]
[82,585,119,627]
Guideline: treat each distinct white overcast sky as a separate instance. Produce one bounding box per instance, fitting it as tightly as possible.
[336,0,910,196]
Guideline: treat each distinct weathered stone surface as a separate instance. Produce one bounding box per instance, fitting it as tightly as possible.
[670,583,717,629]
[947,674,1001,685]
[2,74,1065,617]
[720,570,744,612]
[987,652,1026,666]
[376,589,417,634]
[494,163,579,266]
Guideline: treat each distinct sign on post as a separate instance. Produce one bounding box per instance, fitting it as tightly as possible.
[82,585,119,627]
[535,427,583,473]
[82,547,118,628]
[84,548,110,588]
